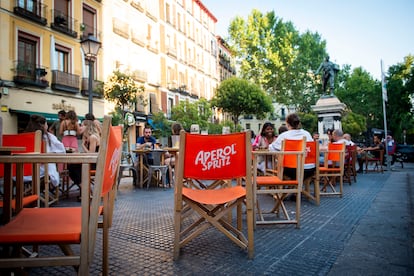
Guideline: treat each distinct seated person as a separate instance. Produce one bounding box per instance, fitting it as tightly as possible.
[269,113,315,180]
[357,134,384,173]
[136,127,157,165]
[25,114,66,190]
[252,122,277,174]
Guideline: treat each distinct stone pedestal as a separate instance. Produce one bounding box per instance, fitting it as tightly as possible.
[311,95,346,140]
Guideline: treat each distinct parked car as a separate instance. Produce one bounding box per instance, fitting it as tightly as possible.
[396,144,414,162]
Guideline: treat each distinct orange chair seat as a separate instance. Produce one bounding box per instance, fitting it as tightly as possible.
[256,175,298,186]
[0,207,82,244]
[0,194,38,209]
[183,186,245,205]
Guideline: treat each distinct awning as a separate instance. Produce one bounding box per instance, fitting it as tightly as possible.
[9,109,85,121]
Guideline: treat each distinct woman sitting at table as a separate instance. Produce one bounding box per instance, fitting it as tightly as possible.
[68,120,101,200]
[252,122,277,174]
[24,114,66,189]
[269,113,314,180]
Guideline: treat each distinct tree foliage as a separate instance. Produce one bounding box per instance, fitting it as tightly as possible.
[171,99,212,131]
[211,77,273,128]
[227,10,327,112]
[385,55,414,143]
[103,70,145,111]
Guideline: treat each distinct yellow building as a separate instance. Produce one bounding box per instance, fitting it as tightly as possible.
[0,0,220,135]
[102,0,219,137]
[0,0,104,133]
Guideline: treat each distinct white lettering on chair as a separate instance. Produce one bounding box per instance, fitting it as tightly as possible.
[194,144,237,171]
[109,147,121,178]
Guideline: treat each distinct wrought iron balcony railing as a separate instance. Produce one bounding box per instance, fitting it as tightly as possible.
[51,9,78,38]
[13,0,47,25]
[13,61,49,88]
[51,70,80,94]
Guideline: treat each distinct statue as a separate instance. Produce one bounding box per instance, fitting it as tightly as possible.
[315,55,339,96]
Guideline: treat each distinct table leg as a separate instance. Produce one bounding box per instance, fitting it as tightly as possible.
[2,163,12,223]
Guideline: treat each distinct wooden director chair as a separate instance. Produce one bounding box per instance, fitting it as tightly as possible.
[0,116,122,275]
[0,130,42,215]
[319,142,346,197]
[344,145,357,184]
[173,130,254,260]
[302,140,321,206]
[253,137,306,228]
[364,149,384,173]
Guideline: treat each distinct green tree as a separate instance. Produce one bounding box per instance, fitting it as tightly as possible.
[341,111,366,139]
[171,100,211,131]
[227,10,327,112]
[386,55,414,143]
[103,70,145,112]
[335,67,382,130]
[211,77,273,128]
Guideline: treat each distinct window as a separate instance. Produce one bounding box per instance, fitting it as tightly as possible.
[55,44,70,72]
[167,97,174,119]
[150,93,158,114]
[18,33,37,67]
[82,4,96,37]
[165,3,170,23]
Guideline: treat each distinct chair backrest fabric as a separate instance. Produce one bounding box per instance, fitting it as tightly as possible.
[0,131,42,178]
[182,132,247,180]
[101,125,122,196]
[281,138,306,169]
[327,143,345,162]
[305,140,318,165]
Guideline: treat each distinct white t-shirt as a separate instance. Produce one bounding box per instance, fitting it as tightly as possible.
[269,129,314,169]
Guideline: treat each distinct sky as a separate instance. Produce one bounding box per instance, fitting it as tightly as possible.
[202,0,414,80]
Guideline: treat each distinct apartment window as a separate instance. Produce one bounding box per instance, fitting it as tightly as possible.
[18,31,39,68]
[82,4,96,37]
[167,97,174,119]
[150,93,157,114]
[55,44,70,72]
[165,3,171,23]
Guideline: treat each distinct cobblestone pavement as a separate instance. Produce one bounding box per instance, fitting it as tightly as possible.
[24,163,414,275]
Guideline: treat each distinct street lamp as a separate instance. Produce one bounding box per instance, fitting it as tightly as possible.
[80,35,101,114]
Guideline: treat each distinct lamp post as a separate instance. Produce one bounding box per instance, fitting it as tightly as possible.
[80,35,101,114]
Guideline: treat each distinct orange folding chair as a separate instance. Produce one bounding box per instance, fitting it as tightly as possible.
[302,140,320,205]
[0,130,42,214]
[253,137,306,228]
[173,130,254,260]
[0,116,122,275]
[319,142,346,197]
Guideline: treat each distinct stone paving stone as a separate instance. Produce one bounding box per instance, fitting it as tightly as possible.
[22,164,414,275]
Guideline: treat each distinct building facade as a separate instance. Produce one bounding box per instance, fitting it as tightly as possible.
[102,0,219,138]
[0,0,104,133]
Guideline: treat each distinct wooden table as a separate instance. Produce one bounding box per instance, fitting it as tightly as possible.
[132,149,150,188]
[0,153,97,224]
[132,148,176,188]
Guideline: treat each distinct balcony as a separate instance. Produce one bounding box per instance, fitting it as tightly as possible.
[79,23,102,41]
[51,70,80,94]
[131,70,148,82]
[113,18,129,39]
[51,10,78,38]
[13,61,49,88]
[13,0,47,26]
[81,78,104,98]
[166,46,177,58]
[131,30,146,47]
